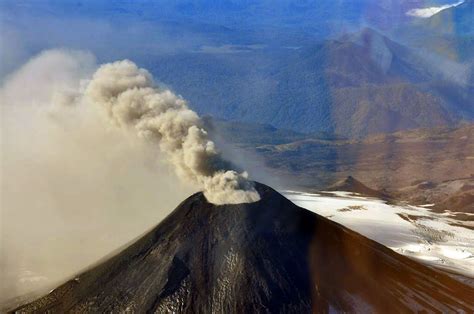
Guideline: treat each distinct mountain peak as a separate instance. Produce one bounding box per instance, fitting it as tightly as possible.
[328,176,390,199]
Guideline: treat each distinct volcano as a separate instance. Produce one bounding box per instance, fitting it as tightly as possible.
[12,183,473,313]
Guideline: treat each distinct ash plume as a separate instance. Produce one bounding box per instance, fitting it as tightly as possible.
[85,60,260,204]
[1,50,260,304]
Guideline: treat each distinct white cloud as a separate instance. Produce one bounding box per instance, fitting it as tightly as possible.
[406,1,464,18]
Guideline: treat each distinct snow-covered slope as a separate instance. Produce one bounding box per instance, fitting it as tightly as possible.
[284,190,474,278]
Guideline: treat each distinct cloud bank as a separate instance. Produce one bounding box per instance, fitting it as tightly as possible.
[406,1,464,18]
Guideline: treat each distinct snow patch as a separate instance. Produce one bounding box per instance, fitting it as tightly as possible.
[283,190,474,277]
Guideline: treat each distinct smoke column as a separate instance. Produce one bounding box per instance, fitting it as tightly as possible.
[85,60,260,204]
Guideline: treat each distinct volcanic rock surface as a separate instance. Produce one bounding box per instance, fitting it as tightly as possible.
[12,183,474,313]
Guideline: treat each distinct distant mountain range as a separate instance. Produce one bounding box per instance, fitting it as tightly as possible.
[150,26,472,137]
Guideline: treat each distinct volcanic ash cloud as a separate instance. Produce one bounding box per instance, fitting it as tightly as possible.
[85,60,260,205]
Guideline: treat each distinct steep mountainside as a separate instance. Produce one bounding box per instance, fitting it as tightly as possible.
[11,183,474,312]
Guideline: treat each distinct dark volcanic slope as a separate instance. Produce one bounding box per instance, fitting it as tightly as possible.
[12,183,474,313]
